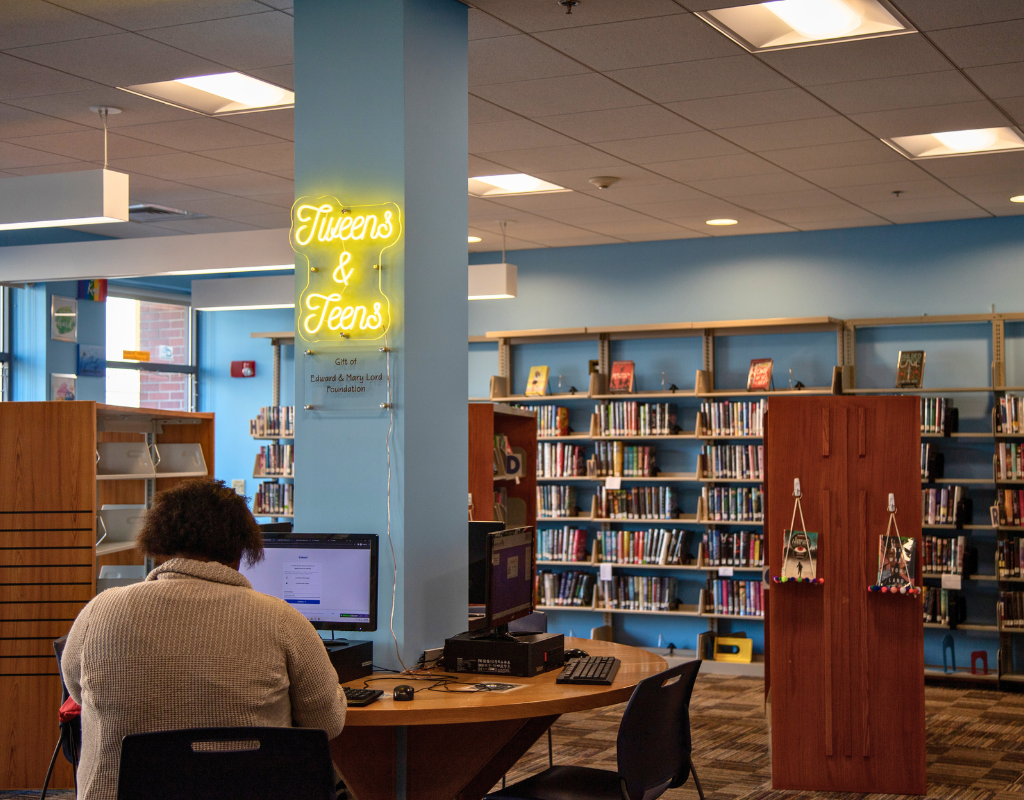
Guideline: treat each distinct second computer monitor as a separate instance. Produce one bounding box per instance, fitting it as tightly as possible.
[468,524,535,630]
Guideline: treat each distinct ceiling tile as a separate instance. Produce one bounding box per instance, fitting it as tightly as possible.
[148,217,261,233]
[246,64,293,92]
[182,171,293,197]
[721,187,843,211]
[677,0,765,11]
[848,100,1012,138]
[632,196,756,220]
[928,19,1024,68]
[959,191,1024,216]
[0,53,100,100]
[48,0,270,31]
[964,63,1024,99]
[529,232,626,245]
[8,33,228,86]
[581,218,696,238]
[117,118,287,151]
[470,119,575,153]
[65,221,183,238]
[0,102,89,138]
[647,152,782,182]
[758,140,905,171]
[664,214,795,235]
[0,140,78,169]
[526,163,670,191]
[126,175,239,205]
[221,108,293,140]
[619,228,707,242]
[140,11,293,72]
[0,0,120,49]
[666,88,833,130]
[108,152,252,180]
[768,202,875,224]
[472,143,626,172]
[759,34,950,86]
[469,96,520,124]
[4,86,199,128]
[793,216,889,231]
[242,191,292,208]
[911,149,1024,179]
[471,73,647,117]
[537,203,655,225]
[599,131,743,164]
[469,155,511,176]
[715,116,872,152]
[569,180,705,204]
[858,193,985,218]
[469,35,589,86]
[608,55,793,103]
[796,160,931,188]
[882,208,989,224]
[223,210,292,228]
[468,8,519,40]
[1,160,97,176]
[5,129,176,160]
[829,178,958,204]
[941,171,1024,195]
[809,71,985,115]
[995,96,1024,130]
[885,0,1024,31]
[466,0,686,33]
[685,171,818,198]
[484,191,612,214]
[182,195,283,218]
[533,13,740,72]
[536,105,698,142]
[194,142,293,171]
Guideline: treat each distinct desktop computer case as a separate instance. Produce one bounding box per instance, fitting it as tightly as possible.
[442,632,564,677]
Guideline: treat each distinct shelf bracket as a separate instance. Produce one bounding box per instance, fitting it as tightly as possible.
[498,337,511,381]
[992,317,1005,390]
[598,333,610,375]
[702,329,715,390]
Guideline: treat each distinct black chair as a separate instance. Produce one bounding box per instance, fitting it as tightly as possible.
[117,727,336,800]
[41,635,82,800]
[487,660,705,800]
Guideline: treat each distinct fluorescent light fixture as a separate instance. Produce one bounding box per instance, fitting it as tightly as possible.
[469,262,517,300]
[696,0,911,52]
[164,265,294,276]
[468,174,570,197]
[468,235,482,243]
[883,127,1024,159]
[706,218,738,226]
[0,169,128,231]
[1011,196,1024,203]
[120,72,294,116]
[191,275,294,311]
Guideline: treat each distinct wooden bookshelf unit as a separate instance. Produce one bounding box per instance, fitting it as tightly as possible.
[468,403,536,529]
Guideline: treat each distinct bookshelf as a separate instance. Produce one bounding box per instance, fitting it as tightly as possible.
[249,332,294,521]
[468,403,537,530]
[471,310,1024,689]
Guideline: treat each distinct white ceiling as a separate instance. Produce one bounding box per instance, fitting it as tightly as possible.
[0,0,1022,251]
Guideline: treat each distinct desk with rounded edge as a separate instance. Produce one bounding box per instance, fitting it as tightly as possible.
[330,639,667,800]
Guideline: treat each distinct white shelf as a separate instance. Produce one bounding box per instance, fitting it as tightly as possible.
[253,511,293,518]
[96,541,140,557]
[98,470,206,481]
[254,473,294,480]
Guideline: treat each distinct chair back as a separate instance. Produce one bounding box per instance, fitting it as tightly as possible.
[117,727,335,800]
[616,660,701,800]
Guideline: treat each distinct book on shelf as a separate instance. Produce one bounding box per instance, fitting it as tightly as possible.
[592,441,657,477]
[1000,591,1024,628]
[998,488,1024,527]
[597,528,694,565]
[923,588,966,626]
[594,401,675,437]
[537,485,577,518]
[704,577,763,617]
[249,405,295,438]
[254,481,293,516]
[538,526,589,562]
[608,361,635,394]
[516,405,570,437]
[921,397,957,435]
[525,365,549,397]
[596,575,678,611]
[536,570,595,607]
[596,485,676,520]
[922,534,968,575]
[255,443,294,477]
[781,530,817,581]
[701,485,763,523]
[701,443,763,480]
[996,442,1024,480]
[746,358,773,392]
[538,442,587,478]
[998,537,1021,577]
[494,486,508,522]
[699,399,765,437]
[922,486,968,525]
[896,350,925,389]
[702,529,764,568]
[997,395,1024,434]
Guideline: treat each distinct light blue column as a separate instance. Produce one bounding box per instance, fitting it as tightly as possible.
[293,0,469,668]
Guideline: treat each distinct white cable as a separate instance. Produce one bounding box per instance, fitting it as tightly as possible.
[382,329,408,672]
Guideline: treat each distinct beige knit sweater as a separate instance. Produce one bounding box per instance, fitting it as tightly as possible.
[62,558,347,800]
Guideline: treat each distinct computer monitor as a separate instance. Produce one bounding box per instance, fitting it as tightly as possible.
[468,523,534,631]
[240,533,378,632]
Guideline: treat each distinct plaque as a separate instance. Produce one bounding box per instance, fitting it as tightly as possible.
[303,346,389,416]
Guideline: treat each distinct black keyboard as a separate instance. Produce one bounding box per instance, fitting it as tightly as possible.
[343,687,384,707]
[556,656,620,685]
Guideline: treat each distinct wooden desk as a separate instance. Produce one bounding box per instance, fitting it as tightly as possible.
[331,639,666,800]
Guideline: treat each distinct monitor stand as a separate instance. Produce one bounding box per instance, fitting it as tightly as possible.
[467,624,518,643]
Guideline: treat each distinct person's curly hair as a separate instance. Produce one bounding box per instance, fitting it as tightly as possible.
[137,478,264,567]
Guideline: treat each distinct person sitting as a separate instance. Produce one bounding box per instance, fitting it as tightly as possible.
[62,478,347,800]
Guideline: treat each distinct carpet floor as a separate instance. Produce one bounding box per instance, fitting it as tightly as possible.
[5,675,1022,800]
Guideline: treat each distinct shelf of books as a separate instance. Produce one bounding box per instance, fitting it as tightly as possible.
[249,332,296,522]
[474,311,1024,686]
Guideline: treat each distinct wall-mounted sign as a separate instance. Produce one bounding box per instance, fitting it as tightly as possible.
[304,348,388,416]
[291,195,402,344]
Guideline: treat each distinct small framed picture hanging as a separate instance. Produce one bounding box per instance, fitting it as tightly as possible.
[50,295,78,342]
[51,373,77,401]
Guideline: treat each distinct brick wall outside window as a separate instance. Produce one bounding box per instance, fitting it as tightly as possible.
[138,302,188,410]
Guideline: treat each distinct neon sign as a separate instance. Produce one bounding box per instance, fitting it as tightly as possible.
[291,195,402,342]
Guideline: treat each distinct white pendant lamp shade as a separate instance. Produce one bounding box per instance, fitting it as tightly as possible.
[0,169,129,230]
[468,262,517,300]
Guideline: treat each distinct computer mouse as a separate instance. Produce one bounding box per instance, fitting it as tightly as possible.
[564,648,589,660]
[393,684,415,701]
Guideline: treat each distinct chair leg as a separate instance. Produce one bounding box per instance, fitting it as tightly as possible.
[687,756,705,800]
[547,728,553,768]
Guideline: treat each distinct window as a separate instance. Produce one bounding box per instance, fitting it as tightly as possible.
[0,286,8,402]
[105,292,196,411]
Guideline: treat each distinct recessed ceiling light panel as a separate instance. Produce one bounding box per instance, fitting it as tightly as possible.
[1011,196,1024,204]
[468,174,570,197]
[706,218,738,226]
[696,0,912,52]
[120,72,294,115]
[884,127,1024,159]
[468,235,482,243]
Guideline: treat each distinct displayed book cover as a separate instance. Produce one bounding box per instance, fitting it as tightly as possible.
[896,350,925,389]
[747,358,773,391]
[878,535,916,588]
[781,530,818,581]
[609,361,635,394]
[51,373,76,401]
[525,365,549,396]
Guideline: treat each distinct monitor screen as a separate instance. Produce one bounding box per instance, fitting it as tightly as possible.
[489,527,534,628]
[241,533,378,632]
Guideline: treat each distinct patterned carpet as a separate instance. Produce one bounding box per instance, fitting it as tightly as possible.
[5,675,1022,800]
[500,674,1024,800]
